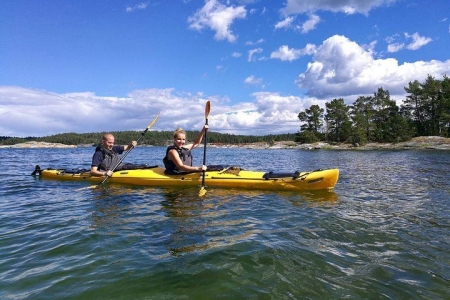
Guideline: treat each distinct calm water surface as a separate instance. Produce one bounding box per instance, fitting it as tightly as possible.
[0,147,449,299]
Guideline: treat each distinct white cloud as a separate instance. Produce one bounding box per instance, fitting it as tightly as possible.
[248,48,263,61]
[299,14,321,33]
[245,38,265,46]
[387,43,405,53]
[244,75,264,87]
[270,44,316,61]
[260,6,266,15]
[362,40,377,54]
[0,86,311,137]
[232,52,242,58]
[385,35,398,44]
[126,3,148,12]
[0,87,211,137]
[188,0,246,43]
[282,0,397,15]
[295,35,450,99]
[275,14,320,33]
[405,32,432,50]
[275,17,295,29]
[212,92,319,134]
[386,32,432,52]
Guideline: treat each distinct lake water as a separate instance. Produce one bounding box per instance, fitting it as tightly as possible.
[0,147,449,299]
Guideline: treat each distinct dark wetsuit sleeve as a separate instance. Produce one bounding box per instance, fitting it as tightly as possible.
[113,145,125,154]
[91,150,104,167]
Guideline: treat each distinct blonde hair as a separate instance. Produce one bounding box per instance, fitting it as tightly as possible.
[173,127,186,139]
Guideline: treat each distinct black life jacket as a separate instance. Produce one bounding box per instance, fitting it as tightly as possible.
[163,146,193,174]
[96,145,121,171]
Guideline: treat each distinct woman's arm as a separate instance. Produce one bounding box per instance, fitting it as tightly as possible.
[186,125,208,150]
[168,149,206,172]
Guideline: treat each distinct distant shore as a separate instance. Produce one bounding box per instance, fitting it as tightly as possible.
[0,141,78,149]
[1,136,449,150]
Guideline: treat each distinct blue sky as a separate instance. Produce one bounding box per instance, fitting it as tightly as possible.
[1,0,449,137]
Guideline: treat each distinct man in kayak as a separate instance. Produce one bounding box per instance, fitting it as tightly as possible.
[163,125,208,174]
[90,133,137,177]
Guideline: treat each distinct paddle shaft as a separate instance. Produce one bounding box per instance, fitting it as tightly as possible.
[100,115,159,185]
[201,117,208,187]
[199,101,211,193]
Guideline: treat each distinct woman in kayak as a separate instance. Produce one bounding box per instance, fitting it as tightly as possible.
[163,125,208,174]
[90,133,137,177]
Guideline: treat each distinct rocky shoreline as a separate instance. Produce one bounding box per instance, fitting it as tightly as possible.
[1,136,449,150]
[255,136,450,151]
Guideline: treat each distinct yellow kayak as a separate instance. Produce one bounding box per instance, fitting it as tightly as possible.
[36,166,339,191]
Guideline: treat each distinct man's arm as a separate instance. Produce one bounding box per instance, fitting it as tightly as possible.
[124,140,138,151]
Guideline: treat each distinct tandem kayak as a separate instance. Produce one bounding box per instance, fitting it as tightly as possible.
[34,165,339,191]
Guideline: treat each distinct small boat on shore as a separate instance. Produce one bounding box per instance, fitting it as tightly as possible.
[34,165,339,191]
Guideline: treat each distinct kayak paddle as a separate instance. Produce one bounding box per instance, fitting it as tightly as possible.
[199,101,210,197]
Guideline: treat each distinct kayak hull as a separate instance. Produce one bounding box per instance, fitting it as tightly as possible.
[39,166,339,191]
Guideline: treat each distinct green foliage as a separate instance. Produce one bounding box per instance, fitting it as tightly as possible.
[403,75,450,137]
[0,136,37,145]
[0,131,297,146]
[325,98,351,142]
[295,130,321,143]
[298,105,324,133]
[350,96,376,143]
[295,74,450,144]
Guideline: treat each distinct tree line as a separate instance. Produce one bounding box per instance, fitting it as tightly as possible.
[297,75,450,144]
[0,131,296,146]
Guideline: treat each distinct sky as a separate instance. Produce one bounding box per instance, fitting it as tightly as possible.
[1,0,449,137]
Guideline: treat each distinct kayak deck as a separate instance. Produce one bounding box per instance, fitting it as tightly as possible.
[38,166,339,191]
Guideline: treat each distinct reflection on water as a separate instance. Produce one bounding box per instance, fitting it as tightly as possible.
[285,190,339,206]
[159,187,259,256]
[156,187,339,256]
[89,185,161,232]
